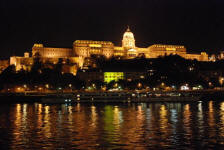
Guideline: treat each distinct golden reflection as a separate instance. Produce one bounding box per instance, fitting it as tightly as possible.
[22,104,27,121]
[12,104,30,149]
[37,104,43,129]
[118,103,145,149]
[221,102,224,111]
[159,105,168,138]
[38,104,42,114]
[16,104,21,114]
[68,105,72,114]
[219,102,224,137]
[43,105,51,138]
[208,101,215,138]
[91,106,97,127]
[137,105,143,120]
[76,103,81,112]
[113,106,121,130]
[197,102,204,135]
[9,102,224,149]
[183,104,192,140]
[14,104,22,142]
[15,104,22,127]
[209,101,213,113]
[45,105,49,114]
[68,105,73,123]
[185,104,190,112]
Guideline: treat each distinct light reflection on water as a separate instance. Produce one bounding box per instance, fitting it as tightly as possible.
[1,101,224,149]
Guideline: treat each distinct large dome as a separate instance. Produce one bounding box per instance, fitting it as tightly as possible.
[122,26,135,49]
[123,27,134,39]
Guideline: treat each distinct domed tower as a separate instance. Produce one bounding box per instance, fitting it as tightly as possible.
[122,26,135,49]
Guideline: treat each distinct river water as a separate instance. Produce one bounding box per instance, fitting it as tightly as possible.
[1,101,224,149]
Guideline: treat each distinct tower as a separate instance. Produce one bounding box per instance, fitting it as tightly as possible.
[122,26,135,49]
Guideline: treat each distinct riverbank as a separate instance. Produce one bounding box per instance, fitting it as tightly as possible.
[1,89,224,103]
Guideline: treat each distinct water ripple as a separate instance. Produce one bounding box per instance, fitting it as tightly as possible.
[0,102,224,149]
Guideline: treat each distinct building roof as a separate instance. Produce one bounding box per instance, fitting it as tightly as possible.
[74,40,113,45]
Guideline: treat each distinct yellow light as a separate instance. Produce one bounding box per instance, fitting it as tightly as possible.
[137,83,142,88]
[45,84,49,88]
[166,48,176,51]
[221,102,224,111]
[219,77,224,85]
[104,72,124,83]
[89,44,102,48]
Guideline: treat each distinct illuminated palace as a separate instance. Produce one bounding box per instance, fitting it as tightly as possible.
[73,27,208,61]
[10,27,209,73]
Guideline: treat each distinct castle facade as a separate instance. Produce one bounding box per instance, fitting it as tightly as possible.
[10,27,209,73]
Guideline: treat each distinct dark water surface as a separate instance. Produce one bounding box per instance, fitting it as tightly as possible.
[1,101,224,149]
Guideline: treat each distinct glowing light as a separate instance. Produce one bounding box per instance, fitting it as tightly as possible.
[166,47,176,51]
[219,77,224,85]
[89,44,102,48]
[159,105,168,138]
[221,102,224,111]
[45,84,49,88]
[128,49,136,52]
[33,43,44,47]
[122,27,135,48]
[91,106,97,127]
[220,102,224,137]
[137,83,142,88]
[183,104,192,139]
[104,72,124,83]
[180,84,190,91]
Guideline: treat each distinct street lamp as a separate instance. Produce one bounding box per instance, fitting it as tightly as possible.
[219,77,224,86]
[137,83,142,88]
[69,84,72,88]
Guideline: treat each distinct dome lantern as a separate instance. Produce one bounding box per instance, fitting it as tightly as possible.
[122,26,135,49]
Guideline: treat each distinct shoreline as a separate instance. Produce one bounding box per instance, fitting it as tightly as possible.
[0,90,224,103]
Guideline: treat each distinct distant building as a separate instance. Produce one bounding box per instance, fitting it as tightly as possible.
[10,52,80,75]
[216,51,224,61]
[73,41,114,59]
[0,60,9,73]
[220,51,224,59]
[9,27,209,74]
[104,72,124,83]
[77,70,147,83]
[209,54,217,62]
[30,27,210,62]
[32,44,73,58]
[72,27,209,61]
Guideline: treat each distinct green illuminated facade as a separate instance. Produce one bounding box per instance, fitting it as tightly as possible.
[104,72,124,83]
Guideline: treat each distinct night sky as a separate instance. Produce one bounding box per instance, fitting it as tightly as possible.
[1,0,224,59]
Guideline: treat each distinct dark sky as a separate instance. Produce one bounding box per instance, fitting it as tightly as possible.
[1,0,224,59]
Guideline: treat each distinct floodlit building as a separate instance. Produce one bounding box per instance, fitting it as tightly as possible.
[30,27,209,62]
[9,27,209,73]
[0,60,9,73]
[104,72,124,83]
[77,71,147,83]
[32,44,73,58]
[10,52,80,75]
